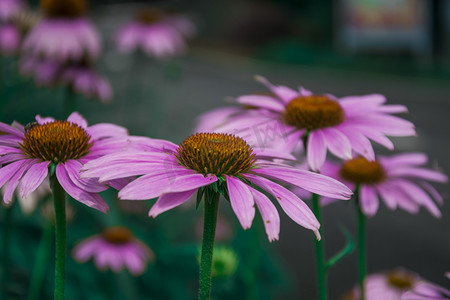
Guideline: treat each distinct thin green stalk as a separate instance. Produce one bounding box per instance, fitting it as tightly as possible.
[51,178,66,300]
[198,192,220,300]
[355,185,366,300]
[1,205,12,299]
[27,221,53,300]
[64,87,76,117]
[312,193,327,300]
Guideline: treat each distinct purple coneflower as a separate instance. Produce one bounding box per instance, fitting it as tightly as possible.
[343,269,450,300]
[22,0,100,63]
[195,76,415,171]
[82,132,353,241]
[0,112,130,212]
[0,23,19,53]
[0,0,24,21]
[300,153,447,217]
[114,8,187,59]
[73,226,153,276]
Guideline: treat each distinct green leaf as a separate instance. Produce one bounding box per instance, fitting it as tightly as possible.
[325,224,355,271]
[196,186,206,209]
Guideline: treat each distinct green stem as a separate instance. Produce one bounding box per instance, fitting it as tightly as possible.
[198,192,220,300]
[1,205,12,298]
[51,178,66,300]
[64,87,76,117]
[312,193,327,300]
[355,185,366,300]
[27,221,53,300]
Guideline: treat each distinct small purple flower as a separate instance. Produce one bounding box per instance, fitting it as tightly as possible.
[60,65,112,103]
[0,112,130,212]
[301,153,447,217]
[114,8,188,59]
[82,132,353,241]
[0,23,20,54]
[0,0,24,22]
[22,0,100,63]
[344,269,450,300]
[195,76,416,171]
[73,227,154,276]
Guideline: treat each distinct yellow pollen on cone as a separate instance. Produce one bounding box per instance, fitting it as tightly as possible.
[176,133,256,176]
[20,121,92,163]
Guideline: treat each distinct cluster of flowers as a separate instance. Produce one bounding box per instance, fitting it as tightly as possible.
[0,0,195,103]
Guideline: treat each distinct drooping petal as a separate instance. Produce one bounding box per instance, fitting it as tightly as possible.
[148,189,196,218]
[336,125,375,161]
[388,167,448,183]
[244,174,320,239]
[379,152,428,167]
[307,130,327,171]
[359,185,379,217]
[248,185,280,242]
[3,160,34,204]
[160,174,217,194]
[0,122,24,136]
[321,127,352,160]
[19,160,49,198]
[225,175,255,229]
[64,160,107,193]
[254,75,298,103]
[56,164,109,213]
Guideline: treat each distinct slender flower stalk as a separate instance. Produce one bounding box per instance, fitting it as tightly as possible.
[51,176,66,300]
[27,221,53,300]
[312,193,327,300]
[198,192,220,300]
[354,185,366,300]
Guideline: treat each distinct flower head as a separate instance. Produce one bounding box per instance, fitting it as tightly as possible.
[114,8,189,59]
[195,76,416,171]
[22,0,100,63]
[343,269,450,300]
[72,226,154,276]
[82,132,353,241]
[305,153,447,217]
[0,112,130,212]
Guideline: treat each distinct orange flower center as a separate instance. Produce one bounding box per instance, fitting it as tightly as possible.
[40,0,87,18]
[339,157,386,184]
[284,95,344,130]
[102,227,132,244]
[176,133,256,176]
[136,8,164,25]
[387,270,414,290]
[20,121,92,163]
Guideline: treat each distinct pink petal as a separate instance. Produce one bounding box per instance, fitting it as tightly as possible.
[56,164,109,213]
[148,189,196,217]
[235,95,285,112]
[0,122,24,136]
[388,167,447,183]
[67,112,88,128]
[248,186,280,242]
[336,125,375,161]
[35,115,55,124]
[64,160,107,193]
[244,174,320,239]
[0,159,30,189]
[160,174,217,194]
[254,75,298,103]
[380,152,428,167]
[394,179,441,218]
[322,127,352,160]
[19,160,49,198]
[253,148,296,161]
[86,123,128,140]
[359,185,379,217]
[252,166,352,200]
[307,130,327,171]
[225,175,255,229]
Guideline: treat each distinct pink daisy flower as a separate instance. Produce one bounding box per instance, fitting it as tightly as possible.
[195,76,416,171]
[300,153,447,217]
[73,226,153,276]
[82,132,353,241]
[0,112,130,212]
[22,0,100,63]
[114,8,187,59]
[344,269,450,300]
